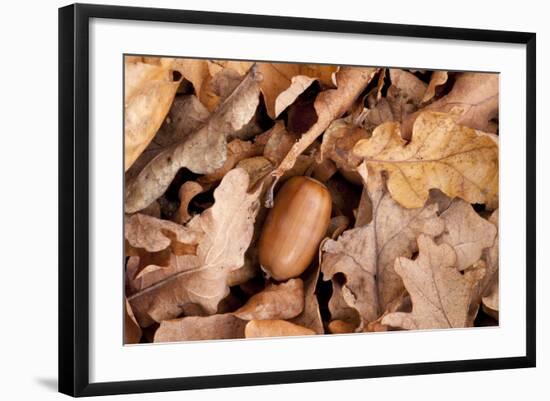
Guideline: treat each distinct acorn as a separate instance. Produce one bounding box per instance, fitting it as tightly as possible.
[258,176,332,281]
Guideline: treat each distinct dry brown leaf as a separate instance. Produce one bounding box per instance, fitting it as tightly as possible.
[125,67,262,213]
[262,121,300,165]
[208,60,254,77]
[482,279,499,319]
[126,253,197,294]
[321,173,445,326]
[233,278,304,320]
[124,58,182,171]
[366,291,411,332]
[327,280,361,330]
[126,95,210,182]
[328,320,356,334]
[291,266,324,334]
[235,156,274,189]
[154,314,246,342]
[437,199,497,271]
[257,63,338,119]
[382,235,484,330]
[271,67,378,182]
[353,111,499,209]
[244,320,316,338]
[422,71,448,103]
[402,72,498,139]
[174,181,204,224]
[125,213,201,253]
[197,138,263,186]
[389,69,427,105]
[125,299,142,344]
[128,169,261,326]
[477,209,499,316]
[320,118,369,180]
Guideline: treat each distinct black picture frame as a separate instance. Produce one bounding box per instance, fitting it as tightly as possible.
[58,3,536,397]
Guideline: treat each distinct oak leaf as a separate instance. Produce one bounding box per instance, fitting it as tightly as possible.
[197,138,264,186]
[389,69,427,105]
[233,278,304,320]
[291,266,324,334]
[244,320,316,338]
[402,72,498,139]
[124,57,181,171]
[125,67,262,213]
[154,314,246,342]
[321,173,445,326]
[271,67,378,181]
[422,71,448,103]
[382,235,484,330]
[353,111,499,209]
[477,209,499,316]
[437,199,497,271]
[125,213,201,253]
[126,95,210,182]
[257,63,338,119]
[320,118,369,181]
[128,169,261,326]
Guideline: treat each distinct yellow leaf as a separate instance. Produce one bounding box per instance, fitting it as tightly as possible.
[353,111,499,209]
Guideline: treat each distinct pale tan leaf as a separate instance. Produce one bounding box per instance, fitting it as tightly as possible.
[244,320,316,338]
[197,138,263,186]
[124,58,181,171]
[125,213,201,253]
[154,314,246,342]
[321,173,445,326]
[125,67,262,213]
[382,235,484,330]
[389,69,427,105]
[422,71,448,103]
[235,156,274,189]
[353,111,499,209]
[476,209,499,317]
[233,279,304,320]
[437,199,497,270]
[128,169,261,326]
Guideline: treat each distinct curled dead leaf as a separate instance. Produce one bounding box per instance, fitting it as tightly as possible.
[233,279,304,320]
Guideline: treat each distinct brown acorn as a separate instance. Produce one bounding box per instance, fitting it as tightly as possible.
[258,176,332,281]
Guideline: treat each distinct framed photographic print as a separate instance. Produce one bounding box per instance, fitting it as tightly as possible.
[58,3,536,397]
